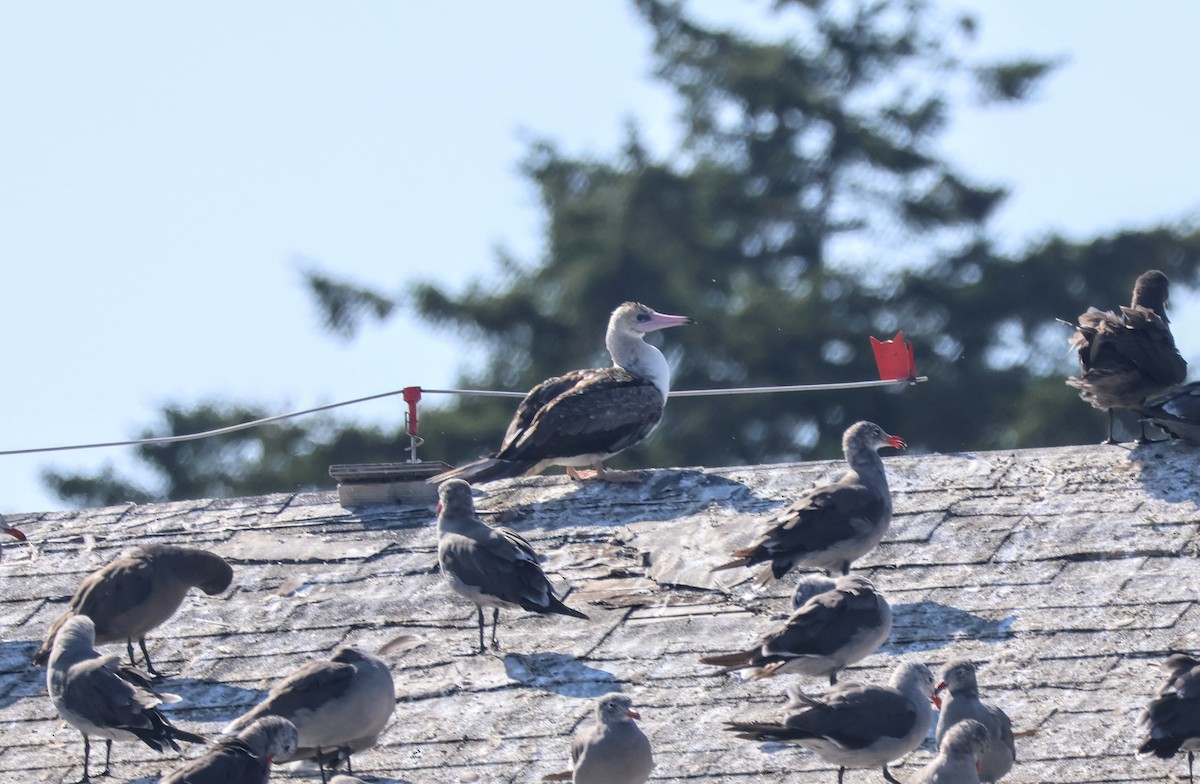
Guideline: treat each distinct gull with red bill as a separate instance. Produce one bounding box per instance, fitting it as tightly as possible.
[724,661,938,784]
[430,301,694,484]
[1065,269,1187,444]
[543,693,653,784]
[714,421,906,581]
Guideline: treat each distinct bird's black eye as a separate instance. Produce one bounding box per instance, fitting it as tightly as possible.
[636,312,651,322]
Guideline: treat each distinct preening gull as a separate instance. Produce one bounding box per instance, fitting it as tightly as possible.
[1066,269,1187,444]
[34,544,233,677]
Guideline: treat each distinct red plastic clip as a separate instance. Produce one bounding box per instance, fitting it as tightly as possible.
[403,386,422,436]
[870,332,916,381]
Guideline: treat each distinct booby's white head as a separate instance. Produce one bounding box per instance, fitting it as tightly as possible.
[605,302,694,397]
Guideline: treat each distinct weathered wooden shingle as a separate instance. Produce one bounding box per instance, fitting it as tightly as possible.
[2,442,1199,783]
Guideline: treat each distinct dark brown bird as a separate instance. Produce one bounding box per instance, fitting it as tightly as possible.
[33,544,233,677]
[1155,654,1200,697]
[1138,382,1200,445]
[1066,269,1187,444]
[712,421,905,581]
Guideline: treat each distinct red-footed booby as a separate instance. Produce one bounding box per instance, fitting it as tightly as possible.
[935,660,1016,782]
[699,574,891,686]
[1066,269,1187,444]
[436,478,587,653]
[34,544,234,678]
[724,661,938,784]
[431,302,694,484]
[713,421,905,581]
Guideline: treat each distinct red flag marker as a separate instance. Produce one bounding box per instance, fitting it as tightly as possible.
[870,332,916,381]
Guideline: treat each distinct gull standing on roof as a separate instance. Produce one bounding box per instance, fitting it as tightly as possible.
[713,421,906,581]
[1139,652,1200,783]
[34,544,233,677]
[909,719,991,784]
[160,716,299,784]
[935,661,1015,782]
[223,647,394,783]
[1066,269,1187,444]
[47,615,206,782]
[700,574,891,685]
[1139,382,1200,445]
[542,693,654,784]
[436,478,587,653]
[725,661,937,784]
[431,302,694,484]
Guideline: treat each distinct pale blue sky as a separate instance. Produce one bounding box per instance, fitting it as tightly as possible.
[3,1,1199,513]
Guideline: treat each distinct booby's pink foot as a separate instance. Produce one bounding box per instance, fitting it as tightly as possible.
[567,465,643,483]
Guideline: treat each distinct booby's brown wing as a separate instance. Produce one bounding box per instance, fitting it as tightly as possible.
[1157,383,1200,421]
[1076,306,1186,386]
[497,369,664,462]
[1142,383,1200,444]
[500,371,593,450]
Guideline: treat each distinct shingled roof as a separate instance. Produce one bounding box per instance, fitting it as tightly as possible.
[3,442,1199,783]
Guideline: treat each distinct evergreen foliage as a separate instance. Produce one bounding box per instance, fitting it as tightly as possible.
[45,0,1200,506]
